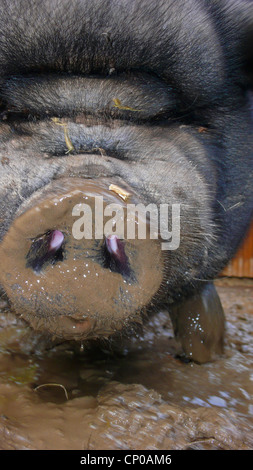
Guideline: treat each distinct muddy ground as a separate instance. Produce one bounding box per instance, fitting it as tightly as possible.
[0,278,252,450]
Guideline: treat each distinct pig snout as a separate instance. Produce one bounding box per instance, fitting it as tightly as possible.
[0,178,163,340]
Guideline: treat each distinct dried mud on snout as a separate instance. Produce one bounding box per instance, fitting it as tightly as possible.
[0,279,252,450]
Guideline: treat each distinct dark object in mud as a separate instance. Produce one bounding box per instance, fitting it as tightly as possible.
[0,0,252,363]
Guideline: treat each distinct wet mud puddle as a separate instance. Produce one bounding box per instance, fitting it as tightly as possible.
[0,279,252,449]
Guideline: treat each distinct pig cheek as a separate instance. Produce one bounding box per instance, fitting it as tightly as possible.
[0,179,163,340]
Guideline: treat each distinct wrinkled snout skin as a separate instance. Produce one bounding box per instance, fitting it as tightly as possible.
[0,0,252,362]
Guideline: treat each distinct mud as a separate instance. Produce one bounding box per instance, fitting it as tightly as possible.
[0,278,252,450]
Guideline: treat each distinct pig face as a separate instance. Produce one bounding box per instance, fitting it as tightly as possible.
[0,0,252,361]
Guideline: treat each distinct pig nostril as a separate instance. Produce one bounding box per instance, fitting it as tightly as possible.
[106,235,123,258]
[49,229,64,251]
[26,229,64,273]
[103,235,132,279]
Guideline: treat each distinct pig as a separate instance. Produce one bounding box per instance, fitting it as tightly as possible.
[0,0,252,363]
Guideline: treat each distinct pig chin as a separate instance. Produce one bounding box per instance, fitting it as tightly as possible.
[0,177,164,340]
